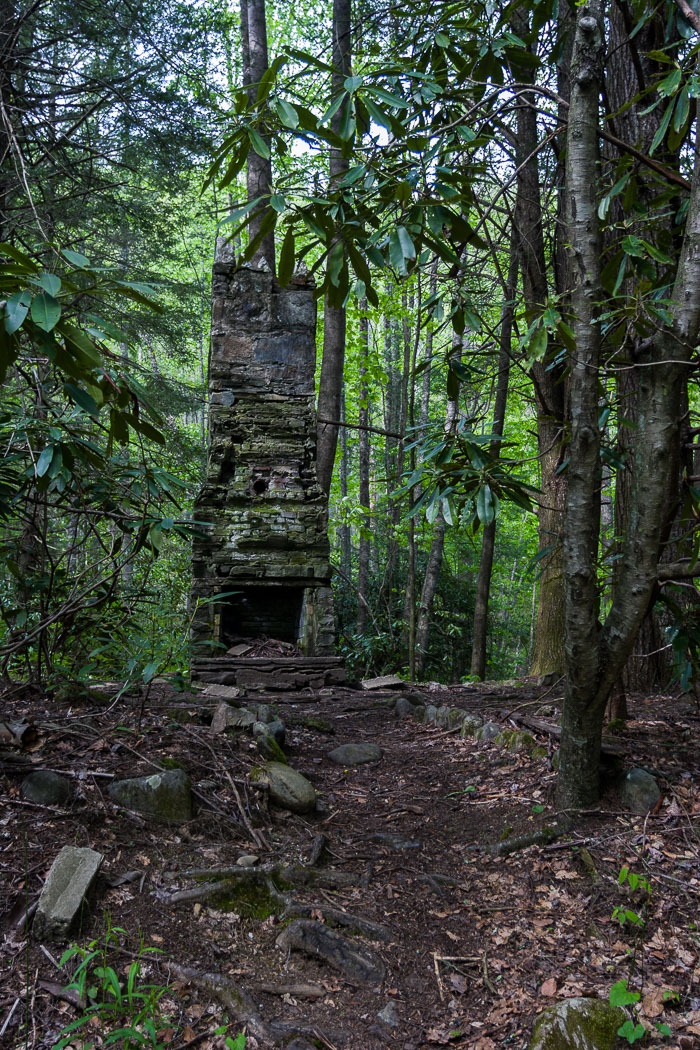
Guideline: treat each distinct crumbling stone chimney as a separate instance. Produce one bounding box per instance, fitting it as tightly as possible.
[190,263,335,657]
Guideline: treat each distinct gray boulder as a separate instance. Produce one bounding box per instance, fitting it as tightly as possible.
[22,771,72,807]
[108,769,192,823]
[529,997,624,1050]
[459,715,483,738]
[424,704,438,724]
[447,707,469,729]
[475,721,501,743]
[435,705,452,728]
[327,742,382,765]
[255,704,273,724]
[33,846,103,942]
[619,768,661,814]
[394,697,414,719]
[250,762,316,814]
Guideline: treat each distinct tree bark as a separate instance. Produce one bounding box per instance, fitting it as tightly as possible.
[356,308,371,636]
[241,0,275,271]
[316,0,352,494]
[470,238,518,679]
[414,336,461,677]
[558,2,606,809]
[510,8,568,678]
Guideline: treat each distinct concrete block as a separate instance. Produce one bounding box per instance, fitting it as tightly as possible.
[33,845,103,942]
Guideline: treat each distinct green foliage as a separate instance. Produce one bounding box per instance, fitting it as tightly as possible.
[53,923,171,1050]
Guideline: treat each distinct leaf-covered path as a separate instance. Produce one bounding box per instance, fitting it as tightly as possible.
[1,680,699,1049]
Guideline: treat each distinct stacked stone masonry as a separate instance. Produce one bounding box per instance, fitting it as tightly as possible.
[191,264,335,658]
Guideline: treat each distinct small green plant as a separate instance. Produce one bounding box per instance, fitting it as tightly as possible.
[52,922,172,1050]
[213,1029,247,1050]
[612,864,651,927]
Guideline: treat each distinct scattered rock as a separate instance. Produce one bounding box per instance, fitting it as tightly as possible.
[498,729,535,753]
[276,919,385,987]
[256,734,288,763]
[225,707,258,728]
[203,684,241,702]
[377,1001,400,1027]
[33,846,103,942]
[327,742,382,765]
[410,704,426,721]
[619,768,661,814]
[236,855,259,867]
[475,721,501,742]
[21,771,73,807]
[303,717,335,735]
[529,997,624,1050]
[423,704,438,724]
[537,671,563,690]
[394,697,415,718]
[285,1040,317,1050]
[361,674,404,690]
[252,719,285,745]
[250,762,316,814]
[210,702,239,732]
[366,832,421,850]
[447,707,469,729]
[255,704,273,724]
[459,715,483,738]
[435,705,452,728]
[108,769,192,824]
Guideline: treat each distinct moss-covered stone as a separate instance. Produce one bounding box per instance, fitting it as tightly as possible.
[257,735,288,763]
[303,717,335,735]
[497,729,536,753]
[158,757,186,771]
[250,762,316,813]
[531,746,548,760]
[529,997,625,1050]
[209,879,282,919]
[107,769,192,823]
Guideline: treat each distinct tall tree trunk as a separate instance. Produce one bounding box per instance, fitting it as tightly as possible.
[558,2,606,808]
[470,239,518,678]
[241,0,275,271]
[356,308,371,636]
[414,335,461,677]
[316,0,352,494]
[511,8,568,677]
[557,4,700,808]
[338,388,352,577]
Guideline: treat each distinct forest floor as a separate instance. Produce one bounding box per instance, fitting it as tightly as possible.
[1,676,699,1050]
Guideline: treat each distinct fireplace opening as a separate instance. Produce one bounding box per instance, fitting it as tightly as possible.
[221,586,305,646]
[251,478,268,495]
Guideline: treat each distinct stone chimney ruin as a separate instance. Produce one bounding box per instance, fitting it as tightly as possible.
[190,263,342,688]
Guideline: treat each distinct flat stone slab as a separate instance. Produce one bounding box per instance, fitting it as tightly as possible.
[203,684,241,701]
[108,769,192,823]
[327,743,382,766]
[250,762,316,814]
[210,703,256,732]
[277,919,385,987]
[361,675,404,690]
[33,846,103,942]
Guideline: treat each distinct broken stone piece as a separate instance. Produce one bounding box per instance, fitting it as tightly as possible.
[210,703,256,733]
[276,918,385,987]
[459,715,483,738]
[327,742,382,766]
[108,769,192,824]
[377,1000,400,1027]
[250,762,316,814]
[33,846,103,942]
[22,770,73,807]
[203,684,241,702]
[361,674,404,690]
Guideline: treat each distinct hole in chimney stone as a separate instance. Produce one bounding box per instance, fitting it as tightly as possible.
[252,478,268,495]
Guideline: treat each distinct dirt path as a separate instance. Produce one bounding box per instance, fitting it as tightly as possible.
[1,681,699,1049]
